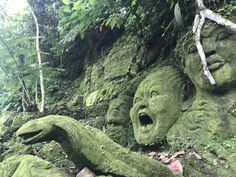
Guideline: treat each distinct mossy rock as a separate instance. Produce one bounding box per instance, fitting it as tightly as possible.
[84,103,108,121]
[0,155,72,177]
[36,141,77,174]
[106,124,128,146]
[83,36,142,105]
[0,112,36,142]
[85,90,100,106]
[103,37,138,82]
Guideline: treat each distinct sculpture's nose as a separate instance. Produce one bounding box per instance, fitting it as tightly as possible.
[140,104,146,109]
[139,99,148,110]
[202,38,216,57]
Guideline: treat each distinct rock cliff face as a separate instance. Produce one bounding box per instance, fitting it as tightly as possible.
[0,34,164,176]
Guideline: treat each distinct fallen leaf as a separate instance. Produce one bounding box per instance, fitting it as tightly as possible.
[76,167,96,177]
[167,157,183,176]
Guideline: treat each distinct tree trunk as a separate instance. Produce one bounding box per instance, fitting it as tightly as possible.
[28,2,45,112]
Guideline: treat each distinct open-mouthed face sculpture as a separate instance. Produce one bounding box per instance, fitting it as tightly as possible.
[107,96,132,124]
[183,17,236,92]
[130,66,183,145]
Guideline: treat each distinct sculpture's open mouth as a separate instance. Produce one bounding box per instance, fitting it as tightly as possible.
[138,112,154,133]
[139,113,153,126]
[17,129,43,144]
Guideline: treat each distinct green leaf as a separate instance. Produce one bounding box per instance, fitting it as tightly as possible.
[63,7,72,13]
[174,2,184,27]
[62,0,71,5]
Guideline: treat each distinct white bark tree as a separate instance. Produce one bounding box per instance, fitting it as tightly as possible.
[28,2,45,112]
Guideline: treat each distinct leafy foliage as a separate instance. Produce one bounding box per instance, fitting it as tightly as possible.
[0,0,186,112]
[0,1,65,112]
[59,0,176,43]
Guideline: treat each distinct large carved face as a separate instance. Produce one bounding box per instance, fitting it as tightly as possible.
[130,67,183,145]
[183,17,236,92]
[107,97,132,124]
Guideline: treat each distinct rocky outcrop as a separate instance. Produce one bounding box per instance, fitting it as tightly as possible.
[0,155,72,177]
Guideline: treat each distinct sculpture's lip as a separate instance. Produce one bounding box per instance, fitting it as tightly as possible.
[17,129,43,144]
[208,62,224,71]
[138,111,154,133]
[207,58,225,71]
[111,109,119,116]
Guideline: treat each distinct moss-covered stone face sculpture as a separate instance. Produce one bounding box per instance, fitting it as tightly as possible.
[107,96,132,124]
[130,66,183,145]
[167,15,236,176]
[183,17,236,92]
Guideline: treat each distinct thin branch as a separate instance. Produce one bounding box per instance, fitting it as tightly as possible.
[0,35,20,68]
[0,35,32,102]
[205,9,236,32]
[0,5,8,27]
[0,11,8,27]
[195,10,216,85]
[0,63,9,76]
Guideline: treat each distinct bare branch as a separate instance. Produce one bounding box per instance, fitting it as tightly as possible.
[205,9,236,32]
[193,0,216,85]
[195,11,216,85]
[28,2,45,112]
[0,34,32,102]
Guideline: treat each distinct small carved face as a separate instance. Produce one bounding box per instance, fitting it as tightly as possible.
[183,17,236,92]
[130,67,182,145]
[107,98,132,124]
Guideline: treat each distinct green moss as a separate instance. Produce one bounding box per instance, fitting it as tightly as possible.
[106,124,127,146]
[0,112,35,142]
[0,155,72,177]
[84,103,108,126]
[85,90,100,106]
[103,37,138,81]
[82,36,142,105]
[36,141,68,164]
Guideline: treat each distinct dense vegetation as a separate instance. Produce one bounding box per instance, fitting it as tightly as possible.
[0,0,183,113]
[0,0,235,112]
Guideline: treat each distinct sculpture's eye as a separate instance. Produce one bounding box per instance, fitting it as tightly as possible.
[134,97,142,104]
[188,45,198,54]
[118,103,126,109]
[216,31,230,41]
[150,91,159,98]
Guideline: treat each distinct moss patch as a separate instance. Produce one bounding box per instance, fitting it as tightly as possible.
[0,155,72,177]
